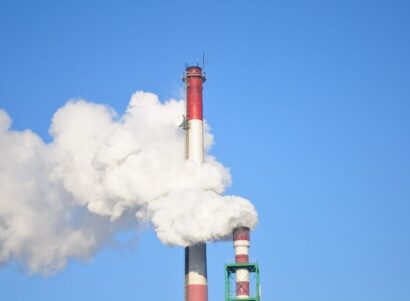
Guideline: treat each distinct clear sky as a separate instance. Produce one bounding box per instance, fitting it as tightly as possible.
[1,0,410,300]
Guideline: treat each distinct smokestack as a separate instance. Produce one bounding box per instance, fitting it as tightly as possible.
[233,227,250,298]
[183,66,208,301]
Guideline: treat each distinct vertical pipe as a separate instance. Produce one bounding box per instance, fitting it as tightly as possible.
[233,227,250,298]
[183,66,208,301]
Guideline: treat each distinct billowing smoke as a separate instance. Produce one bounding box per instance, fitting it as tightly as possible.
[0,91,257,274]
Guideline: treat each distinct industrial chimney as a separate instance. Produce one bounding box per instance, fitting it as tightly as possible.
[183,66,208,301]
[233,227,251,298]
[225,227,260,301]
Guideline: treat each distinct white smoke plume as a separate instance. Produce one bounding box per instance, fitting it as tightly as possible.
[0,91,258,274]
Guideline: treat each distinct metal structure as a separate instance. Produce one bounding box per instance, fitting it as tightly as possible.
[225,263,260,301]
[182,66,208,301]
[225,227,261,301]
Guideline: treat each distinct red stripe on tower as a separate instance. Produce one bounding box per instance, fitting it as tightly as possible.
[187,285,208,301]
[185,66,205,121]
[233,227,251,298]
[233,228,250,241]
[235,254,249,263]
[236,281,250,296]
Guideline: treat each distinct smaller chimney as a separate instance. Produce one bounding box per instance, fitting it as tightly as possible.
[233,227,250,298]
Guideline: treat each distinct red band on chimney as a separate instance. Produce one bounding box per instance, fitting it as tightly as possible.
[187,284,208,301]
[233,227,250,241]
[236,281,250,296]
[185,66,204,121]
[235,254,249,263]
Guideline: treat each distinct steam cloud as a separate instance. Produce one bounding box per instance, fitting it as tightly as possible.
[0,92,257,274]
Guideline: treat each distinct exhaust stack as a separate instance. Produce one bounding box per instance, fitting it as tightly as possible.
[225,227,260,301]
[233,227,251,298]
[183,66,208,301]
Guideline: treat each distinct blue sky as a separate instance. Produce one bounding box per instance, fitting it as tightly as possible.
[0,0,410,300]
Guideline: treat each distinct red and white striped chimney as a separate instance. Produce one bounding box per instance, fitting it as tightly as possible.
[183,66,208,301]
[233,227,250,298]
